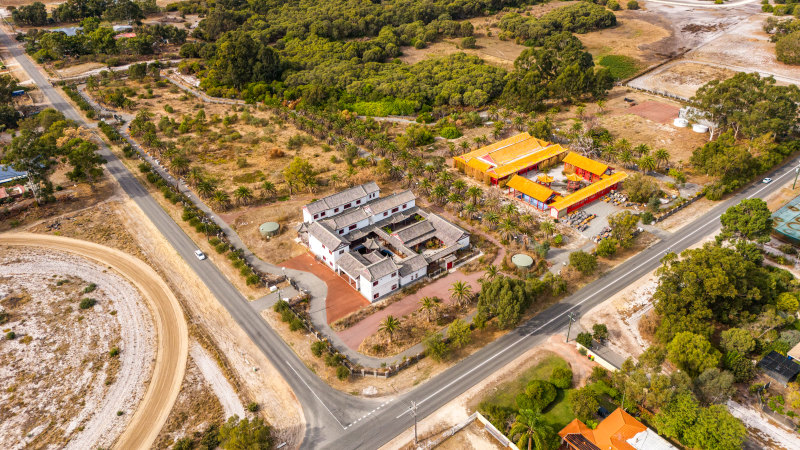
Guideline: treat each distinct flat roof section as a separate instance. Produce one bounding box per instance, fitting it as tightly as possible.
[489,144,567,179]
[563,152,609,177]
[454,132,532,164]
[507,175,556,202]
[550,172,628,211]
[772,194,800,245]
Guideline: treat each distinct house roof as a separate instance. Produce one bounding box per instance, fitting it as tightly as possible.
[563,152,609,176]
[488,144,568,179]
[758,351,800,382]
[507,175,556,203]
[363,257,399,281]
[423,211,469,245]
[307,221,347,250]
[399,254,428,276]
[550,172,627,212]
[454,132,533,164]
[336,252,367,278]
[365,190,415,215]
[304,182,379,215]
[466,157,494,173]
[322,207,370,230]
[485,136,548,165]
[394,220,436,243]
[560,408,675,450]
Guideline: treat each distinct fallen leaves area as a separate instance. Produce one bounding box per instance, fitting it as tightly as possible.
[0,247,155,449]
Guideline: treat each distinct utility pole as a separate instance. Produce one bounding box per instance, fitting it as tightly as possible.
[407,401,418,445]
[793,167,799,189]
[565,311,577,343]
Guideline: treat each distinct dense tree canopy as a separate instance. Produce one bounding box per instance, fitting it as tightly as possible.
[719,198,773,243]
[653,243,786,342]
[476,276,547,329]
[499,3,616,45]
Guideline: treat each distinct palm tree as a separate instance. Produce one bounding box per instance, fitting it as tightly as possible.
[513,116,524,131]
[484,212,500,230]
[449,281,473,307]
[499,218,516,241]
[170,155,190,175]
[459,140,471,153]
[261,181,276,200]
[453,179,467,194]
[634,143,651,157]
[638,155,656,173]
[510,409,552,450]
[619,150,633,169]
[234,186,253,205]
[654,148,670,169]
[329,173,341,187]
[485,264,499,281]
[196,179,217,198]
[502,202,518,218]
[473,136,483,149]
[432,184,449,205]
[464,202,478,220]
[539,220,555,239]
[418,297,440,322]
[438,170,453,186]
[187,166,204,186]
[212,190,230,210]
[379,315,400,344]
[467,186,483,205]
[448,193,464,213]
[419,179,432,196]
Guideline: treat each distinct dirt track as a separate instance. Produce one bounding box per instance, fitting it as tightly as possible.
[0,233,188,449]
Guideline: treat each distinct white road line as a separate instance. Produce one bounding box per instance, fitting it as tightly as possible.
[284,360,346,430]
[396,161,800,419]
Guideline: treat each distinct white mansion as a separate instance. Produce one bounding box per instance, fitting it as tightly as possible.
[298,182,470,302]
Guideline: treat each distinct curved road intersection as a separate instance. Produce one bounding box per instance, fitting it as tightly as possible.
[2,22,799,449]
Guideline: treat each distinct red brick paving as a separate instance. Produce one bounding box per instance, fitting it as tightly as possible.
[281,253,369,324]
[625,101,680,124]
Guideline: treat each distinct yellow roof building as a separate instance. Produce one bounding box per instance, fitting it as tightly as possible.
[563,152,609,177]
[550,172,628,212]
[507,175,556,203]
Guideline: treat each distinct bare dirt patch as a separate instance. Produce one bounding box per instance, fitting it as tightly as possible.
[643,61,736,98]
[436,419,505,450]
[578,11,673,64]
[232,198,307,265]
[0,247,155,449]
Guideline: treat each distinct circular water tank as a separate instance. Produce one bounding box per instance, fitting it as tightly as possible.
[259,222,280,237]
[511,253,534,269]
[692,124,709,133]
[673,118,688,128]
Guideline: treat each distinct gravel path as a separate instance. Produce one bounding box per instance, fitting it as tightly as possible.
[190,343,245,419]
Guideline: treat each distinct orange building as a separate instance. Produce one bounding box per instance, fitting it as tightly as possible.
[563,152,610,182]
[559,408,676,450]
[453,133,567,186]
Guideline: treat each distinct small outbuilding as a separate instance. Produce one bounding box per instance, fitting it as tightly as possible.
[757,351,800,386]
[259,221,280,238]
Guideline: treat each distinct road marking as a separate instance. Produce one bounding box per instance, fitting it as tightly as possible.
[396,160,800,419]
[284,360,346,430]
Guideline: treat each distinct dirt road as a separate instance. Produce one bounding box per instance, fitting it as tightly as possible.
[0,233,188,449]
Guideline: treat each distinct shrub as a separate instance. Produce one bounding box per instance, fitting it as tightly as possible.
[461,36,477,49]
[247,402,260,412]
[550,366,573,389]
[424,332,450,362]
[6,331,16,340]
[576,332,593,349]
[569,251,597,275]
[246,274,261,286]
[598,54,639,80]
[215,242,229,253]
[289,317,304,331]
[592,323,609,342]
[273,299,289,313]
[164,105,174,113]
[325,352,342,367]
[439,126,462,139]
[109,347,120,357]
[595,238,618,258]
[608,0,620,10]
[416,112,434,124]
[0,309,7,324]
[627,0,639,9]
[336,364,350,380]
[311,341,327,357]
[138,162,151,173]
[517,380,557,411]
[553,234,563,246]
[641,211,654,225]
[80,298,97,309]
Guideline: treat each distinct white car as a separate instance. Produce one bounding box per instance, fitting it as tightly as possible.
[194,250,207,260]
[763,178,772,184]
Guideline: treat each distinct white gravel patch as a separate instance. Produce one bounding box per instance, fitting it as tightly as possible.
[190,342,245,419]
[0,248,155,449]
[727,400,800,450]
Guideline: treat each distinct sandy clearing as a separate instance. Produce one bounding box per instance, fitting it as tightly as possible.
[190,342,246,419]
[0,248,154,449]
[0,233,189,450]
[728,400,799,450]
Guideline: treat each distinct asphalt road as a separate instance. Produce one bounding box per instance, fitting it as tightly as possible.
[4,22,800,449]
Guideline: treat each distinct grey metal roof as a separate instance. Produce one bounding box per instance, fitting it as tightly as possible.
[758,351,800,382]
[394,220,435,243]
[304,182,379,215]
[364,190,415,215]
[363,257,399,281]
[336,252,367,278]
[307,221,347,250]
[399,254,428,277]
[321,207,370,230]
[423,211,469,245]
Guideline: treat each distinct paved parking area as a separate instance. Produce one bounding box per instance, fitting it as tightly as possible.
[281,253,369,324]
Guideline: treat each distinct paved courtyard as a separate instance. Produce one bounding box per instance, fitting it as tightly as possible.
[281,253,369,324]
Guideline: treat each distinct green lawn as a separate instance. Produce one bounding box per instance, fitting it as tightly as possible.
[598,54,640,80]
[480,355,570,410]
[542,388,576,430]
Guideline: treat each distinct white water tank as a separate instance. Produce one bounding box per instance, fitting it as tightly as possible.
[673,118,688,128]
[692,124,709,133]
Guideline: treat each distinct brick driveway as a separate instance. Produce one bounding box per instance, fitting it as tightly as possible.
[281,253,369,324]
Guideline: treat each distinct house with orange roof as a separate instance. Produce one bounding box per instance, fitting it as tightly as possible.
[558,408,676,450]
